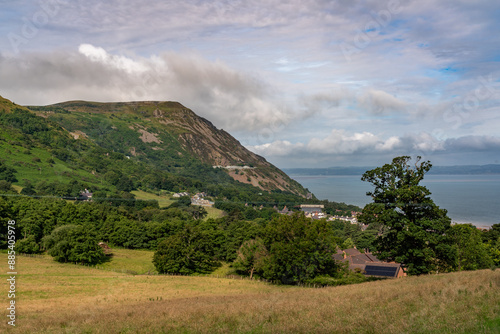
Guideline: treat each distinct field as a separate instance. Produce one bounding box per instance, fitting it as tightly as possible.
[1,253,499,333]
[130,190,176,208]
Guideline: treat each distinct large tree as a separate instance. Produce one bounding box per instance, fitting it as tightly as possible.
[42,224,105,265]
[153,226,221,275]
[258,213,341,285]
[358,156,454,275]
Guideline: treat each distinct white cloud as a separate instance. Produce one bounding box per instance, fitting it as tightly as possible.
[307,129,379,154]
[375,136,402,151]
[248,140,305,157]
[78,44,147,74]
[248,130,453,162]
[0,45,298,132]
[358,89,407,115]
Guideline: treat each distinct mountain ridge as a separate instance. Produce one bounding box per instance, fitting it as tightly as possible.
[0,95,308,198]
[45,99,307,195]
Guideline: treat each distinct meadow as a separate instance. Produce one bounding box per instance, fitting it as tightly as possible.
[1,252,499,333]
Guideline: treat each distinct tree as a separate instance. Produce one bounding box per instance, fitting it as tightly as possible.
[233,238,268,279]
[482,224,500,267]
[0,161,17,183]
[15,235,41,254]
[153,226,221,275]
[20,182,37,196]
[0,197,13,249]
[42,225,105,265]
[259,213,341,285]
[449,224,493,271]
[358,156,454,275]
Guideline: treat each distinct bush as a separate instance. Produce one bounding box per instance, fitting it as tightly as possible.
[0,162,17,183]
[16,235,41,254]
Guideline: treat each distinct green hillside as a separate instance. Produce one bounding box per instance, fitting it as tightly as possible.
[0,94,313,206]
[29,99,308,196]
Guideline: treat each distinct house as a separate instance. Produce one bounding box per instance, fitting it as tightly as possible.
[79,189,93,201]
[334,248,406,278]
[300,204,324,216]
[276,205,292,215]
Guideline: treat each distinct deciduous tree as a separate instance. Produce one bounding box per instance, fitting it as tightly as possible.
[153,226,221,275]
[259,213,340,284]
[42,224,105,265]
[359,156,454,275]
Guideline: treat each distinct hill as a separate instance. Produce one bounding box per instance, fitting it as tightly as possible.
[2,252,499,333]
[0,94,309,204]
[31,99,307,195]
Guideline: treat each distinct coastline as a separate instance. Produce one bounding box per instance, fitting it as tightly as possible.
[290,174,499,228]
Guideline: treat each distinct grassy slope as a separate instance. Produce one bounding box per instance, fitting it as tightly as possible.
[1,253,499,334]
[130,190,175,208]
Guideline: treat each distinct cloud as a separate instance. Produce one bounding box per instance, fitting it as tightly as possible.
[445,136,500,151]
[78,44,147,74]
[250,140,305,157]
[358,89,407,115]
[248,130,450,158]
[0,45,297,132]
[248,130,500,167]
[307,129,379,154]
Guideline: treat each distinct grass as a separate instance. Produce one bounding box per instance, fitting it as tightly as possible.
[1,253,499,333]
[204,205,225,220]
[99,248,156,275]
[0,139,100,189]
[131,190,175,208]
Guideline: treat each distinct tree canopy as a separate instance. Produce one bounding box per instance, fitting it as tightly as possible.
[258,213,341,285]
[153,225,221,275]
[42,224,105,265]
[359,156,455,275]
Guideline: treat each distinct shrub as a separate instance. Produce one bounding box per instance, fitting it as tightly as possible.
[16,235,41,254]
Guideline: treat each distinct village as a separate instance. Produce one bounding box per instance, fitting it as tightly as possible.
[172,192,362,223]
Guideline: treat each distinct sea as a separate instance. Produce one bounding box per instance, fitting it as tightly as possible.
[289,174,500,228]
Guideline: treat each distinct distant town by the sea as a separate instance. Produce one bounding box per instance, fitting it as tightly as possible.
[288,173,500,229]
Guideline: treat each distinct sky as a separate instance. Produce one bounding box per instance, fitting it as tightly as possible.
[0,0,499,167]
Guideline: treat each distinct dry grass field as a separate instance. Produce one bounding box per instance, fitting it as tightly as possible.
[1,253,499,333]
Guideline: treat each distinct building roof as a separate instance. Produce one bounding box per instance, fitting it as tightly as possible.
[364,263,402,277]
[335,247,405,278]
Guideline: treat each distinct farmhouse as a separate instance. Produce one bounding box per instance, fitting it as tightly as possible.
[79,189,93,201]
[334,248,406,278]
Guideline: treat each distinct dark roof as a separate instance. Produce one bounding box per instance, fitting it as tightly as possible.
[334,249,404,278]
[365,253,380,262]
[333,254,345,261]
[364,264,401,277]
[350,254,373,264]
